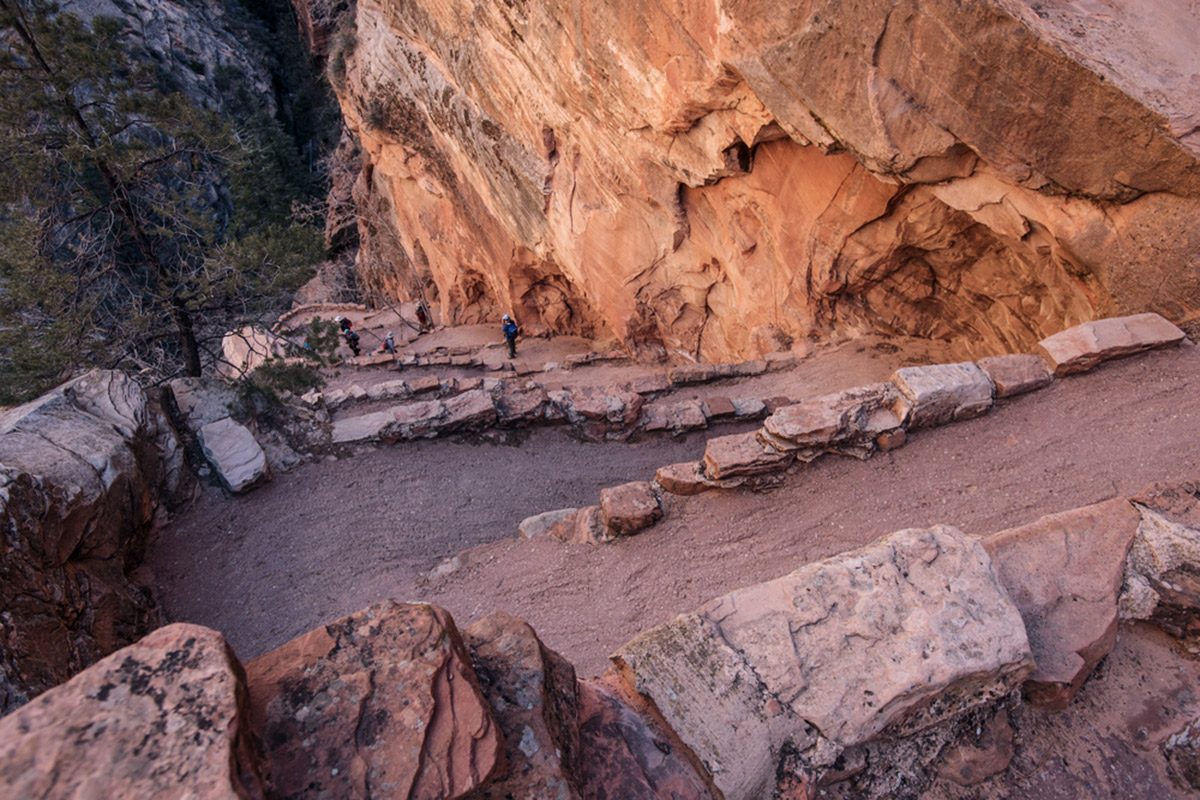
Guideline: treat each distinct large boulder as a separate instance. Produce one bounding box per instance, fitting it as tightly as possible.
[245,601,502,799]
[890,362,995,429]
[464,613,584,799]
[0,623,264,798]
[576,679,717,799]
[1037,313,1187,376]
[612,526,1033,799]
[438,388,498,432]
[982,499,1140,708]
[1121,481,1200,643]
[0,370,186,713]
[198,417,271,493]
[218,325,285,380]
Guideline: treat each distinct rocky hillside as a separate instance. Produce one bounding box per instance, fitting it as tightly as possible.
[306,0,1200,361]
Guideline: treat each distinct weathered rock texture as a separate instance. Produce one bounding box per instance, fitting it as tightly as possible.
[309,0,1200,361]
[1122,481,1200,644]
[983,499,1140,709]
[246,601,502,799]
[0,371,187,714]
[0,623,264,799]
[612,525,1034,799]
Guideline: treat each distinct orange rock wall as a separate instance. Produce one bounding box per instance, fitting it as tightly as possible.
[318,0,1200,360]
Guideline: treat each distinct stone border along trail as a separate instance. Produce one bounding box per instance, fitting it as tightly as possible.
[422,338,1200,677]
[150,317,1200,675]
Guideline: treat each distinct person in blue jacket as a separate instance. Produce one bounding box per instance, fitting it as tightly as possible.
[501,314,520,358]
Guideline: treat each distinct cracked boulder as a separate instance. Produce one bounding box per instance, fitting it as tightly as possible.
[464,612,584,799]
[1122,481,1200,644]
[982,499,1139,709]
[0,623,264,798]
[246,601,502,799]
[891,362,994,429]
[612,526,1033,800]
[1038,313,1187,376]
[0,370,185,713]
[761,383,902,455]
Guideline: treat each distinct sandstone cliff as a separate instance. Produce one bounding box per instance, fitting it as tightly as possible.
[310,0,1200,361]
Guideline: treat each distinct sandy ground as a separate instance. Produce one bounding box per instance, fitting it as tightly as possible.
[149,341,1200,797]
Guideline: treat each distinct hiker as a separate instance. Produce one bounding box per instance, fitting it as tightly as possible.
[501,314,520,358]
[336,316,361,357]
[379,331,397,355]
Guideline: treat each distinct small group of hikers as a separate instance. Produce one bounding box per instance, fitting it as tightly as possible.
[333,311,523,360]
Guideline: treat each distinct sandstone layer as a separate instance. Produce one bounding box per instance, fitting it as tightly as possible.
[305,0,1200,361]
[0,371,187,714]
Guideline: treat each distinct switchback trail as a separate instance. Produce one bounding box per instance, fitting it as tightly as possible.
[151,344,1200,677]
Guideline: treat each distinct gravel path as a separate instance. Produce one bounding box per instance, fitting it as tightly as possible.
[150,344,1200,674]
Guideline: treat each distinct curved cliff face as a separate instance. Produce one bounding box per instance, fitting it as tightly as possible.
[318,0,1200,360]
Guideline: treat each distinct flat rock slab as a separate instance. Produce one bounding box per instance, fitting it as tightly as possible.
[440,388,497,431]
[1038,312,1186,376]
[246,601,502,800]
[763,383,901,450]
[0,623,264,799]
[612,526,1033,800]
[983,498,1139,708]
[976,354,1054,398]
[641,398,708,433]
[703,431,793,480]
[656,461,718,496]
[198,416,270,493]
[600,481,663,536]
[891,362,994,429]
[331,408,397,443]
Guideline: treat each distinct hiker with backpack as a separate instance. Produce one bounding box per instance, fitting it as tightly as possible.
[501,314,520,358]
[336,316,361,357]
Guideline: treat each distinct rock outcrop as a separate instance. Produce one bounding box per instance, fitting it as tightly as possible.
[1122,481,1200,644]
[612,526,1034,799]
[246,601,502,799]
[983,500,1140,709]
[0,371,187,713]
[0,623,263,799]
[308,0,1200,361]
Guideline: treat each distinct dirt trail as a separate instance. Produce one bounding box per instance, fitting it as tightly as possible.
[153,343,1200,672]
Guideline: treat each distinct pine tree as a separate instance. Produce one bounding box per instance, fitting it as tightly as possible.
[0,0,325,403]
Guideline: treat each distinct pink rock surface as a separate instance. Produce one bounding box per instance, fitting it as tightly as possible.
[983,499,1140,709]
[1038,313,1187,376]
[703,430,793,480]
[976,353,1054,398]
[599,481,663,536]
[0,623,264,799]
[246,601,501,799]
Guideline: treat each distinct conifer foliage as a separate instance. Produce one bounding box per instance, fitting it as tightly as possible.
[0,0,326,403]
